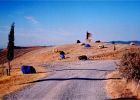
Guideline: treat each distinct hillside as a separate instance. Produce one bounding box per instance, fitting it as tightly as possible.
[3,43,139,69]
[0,46,45,65]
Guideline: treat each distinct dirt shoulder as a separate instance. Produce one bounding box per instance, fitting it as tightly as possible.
[106,71,140,99]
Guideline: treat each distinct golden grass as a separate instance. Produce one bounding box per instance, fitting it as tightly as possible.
[106,71,140,99]
[0,66,48,100]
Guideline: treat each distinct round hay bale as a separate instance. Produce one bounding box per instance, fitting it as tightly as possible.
[85,44,91,48]
[21,65,36,74]
[130,42,135,45]
[98,45,104,49]
[77,40,81,43]
[78,55,88,60]
[95,40,101,43]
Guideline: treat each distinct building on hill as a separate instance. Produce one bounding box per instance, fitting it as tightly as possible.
[86,31,93,43]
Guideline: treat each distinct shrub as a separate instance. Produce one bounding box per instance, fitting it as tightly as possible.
[118,50,140,82]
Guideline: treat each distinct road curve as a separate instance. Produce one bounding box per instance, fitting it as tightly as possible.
[4,60,117,100]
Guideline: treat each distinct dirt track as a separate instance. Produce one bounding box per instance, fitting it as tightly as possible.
[4,60,118,100]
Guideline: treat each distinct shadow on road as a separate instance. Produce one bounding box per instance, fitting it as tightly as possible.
[55,68,114,72]
[24,77,121,84]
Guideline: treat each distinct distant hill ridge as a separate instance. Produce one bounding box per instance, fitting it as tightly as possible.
[109,41,140,45]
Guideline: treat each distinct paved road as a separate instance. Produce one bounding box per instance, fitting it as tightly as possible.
[4,60,117,100]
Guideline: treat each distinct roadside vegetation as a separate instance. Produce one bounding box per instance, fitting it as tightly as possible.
[118,49,140,82]
[106,47,140,99]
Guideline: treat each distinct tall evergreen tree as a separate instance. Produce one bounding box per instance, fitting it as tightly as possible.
[7,22,15,75]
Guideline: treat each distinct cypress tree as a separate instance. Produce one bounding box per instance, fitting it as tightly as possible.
[7,22,15,75]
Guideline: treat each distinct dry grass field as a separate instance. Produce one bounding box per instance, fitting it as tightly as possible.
[106,71,140,99]
[0,68,47,100]
[0,42,140,99]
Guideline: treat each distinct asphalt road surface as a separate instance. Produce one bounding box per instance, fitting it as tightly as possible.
[4,60,117,100]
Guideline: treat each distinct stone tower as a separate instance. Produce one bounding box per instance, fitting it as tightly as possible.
[86,31,92,43]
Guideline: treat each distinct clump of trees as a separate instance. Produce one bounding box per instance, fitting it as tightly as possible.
[118,49,140,82]
[7,22,15,76]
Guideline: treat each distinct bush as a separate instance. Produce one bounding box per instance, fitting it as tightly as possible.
[118,50,140,82]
